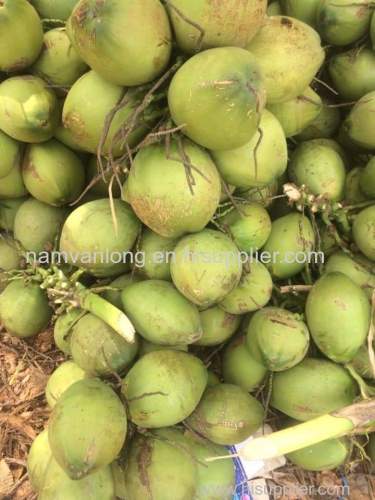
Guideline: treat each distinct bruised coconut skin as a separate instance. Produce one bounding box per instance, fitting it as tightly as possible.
[353,205,375,262]
[168,0,267,54]
[121,280,202,346]
[168,47,266,151]
[126,141,221,238]
[195,305,241,346]
[68,0,172,87]
[122,350,208,428]
[343,91,375,150]
[247,16,325,104]
[279,0,319,28]
[270,358,358,421]
[0,130,23,179]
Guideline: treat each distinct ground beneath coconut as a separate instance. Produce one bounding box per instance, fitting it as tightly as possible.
[0,328,374,500]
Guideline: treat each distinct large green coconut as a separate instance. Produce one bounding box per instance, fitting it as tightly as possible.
[126,141,221,238]
[246,307,310,371]
[212,109,288,188]
[49,378,126,479]
[288,139,346,201]
[268,87,322,138]
[0,75,59,142]
[0,0,43,73]
[316,0,372,47]
[22,139,85,206]
[352,344,375,381]
[271,358,358,421]
[279,0,319,27]
[0,130,23,179]
[122,350,207,428]
[298,102,341,140]
[85,155,125,199]
[186,383,264,445]
[0,236,21,291]
[137,229,178,280]
[345,167,368,204]
[0,280,52,338]
[62,71,152,157]
[359,157,375,199]
[247,16,324,104]
[31,0,78,21]
[53,309,85,355]
[168,47,266,150]
[27,429,51,493]
[70,313,139,376]
[0,162,27,199]
[121,280,202,345]
[0,197,26,231]
[195,306,241,346]
[329,48,375,101]
[139,339,188,356]
[353,205,375,261]
[168,0,266,54]
[222,336,268,392]
[45,361,87,408]
[306,272,371,363]
[59,199,140,277]
[170,229,242,308]
[14,198,67,253]
[219,202,272,252]
[219,261,273,315]
[68,0,172,87]
[343,91,375,150]
[32,28,87,90]
[124,429,197,500]
[261,212,315,279]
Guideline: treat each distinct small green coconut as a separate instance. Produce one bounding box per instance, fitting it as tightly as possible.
[186,383,264,445]
[345,167,368,204]
[359,157,375,199]
[212,109,288,188]
[0,162,28,199]
[53,309,85,355]
[126,140,221,238]
[122,350,207,428]
[279,0,319,27]
[31,0,78,21]
[27,429,51,493]
[122,280,202,345]
[0,280,52,338]
[271,358,358,421]
[137,229,178,280]
[0,130,23,179]
[0,75,59,143]
[168,47,266,150]
[353,205,375,261]
[219,261,273,315]
[222,336,268,392]
[195,306,241,346]
[343,91,375,150]
[70,313,139,376]
[22,139,86,206]
[102,273,142,310]
[48,378,127,479]
[247,16,325,104]
[14,198,67,253]
[298,102,341,140]
[0,197,27,231]
[246,307,310,371]
[45,361,87,408]
[170,229,243,308]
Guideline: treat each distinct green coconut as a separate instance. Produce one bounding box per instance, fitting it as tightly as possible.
[139,339,188,356]
[268,2,282,16]
[306,272,371,363]
[297,102,341,140]
[124,429,197,500]
[102,273,142,310]
[31,0,78,21]
[261,212,315,279]
[212,109,288,188]
[195,306,241,346]
[222,336,268,391]
[207,371,221,387]
[352,344,375,381]
[0,0,43,73]
[70,313,139,376]
[247,16,324,104]
[27,429,51,493]
[316,0,372,47]
[32,28,87,90]
[0,130,23,179]
[268,87,322,138]
[345,167,368,204]
[288,139,346,201]
[22,139,85,206]
[0,280,52,338]
[122,350,207,428]
[170,229,243,308]
[0,162,27,199]
[0,75,59,142]
[59,199,140,277]
[45,361,87,408]
[271,358,358,421]
[49,378,126,479]
[168,47,266,150]
[138,229,178,280]
[238,179,280,208]
[359,157,375,199]
[53,309,85,355]
[219,202,272,252]
[286,435,351,471]
[186,383,264,445]
[126,140,221,238]
[325,251,375,299]
[279,0,319,27]
[68,0,171,86]
[246,307,310,371]
[0,197,26,231]
[343,91,375,150]
[122,280,202,345]
[0,236,21,291]
[168,0,266,54]
[353,205,375,261]
[14,198,67,252]
[86,155,125,199]
[219,261,273,315]
[62,71,153,156]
